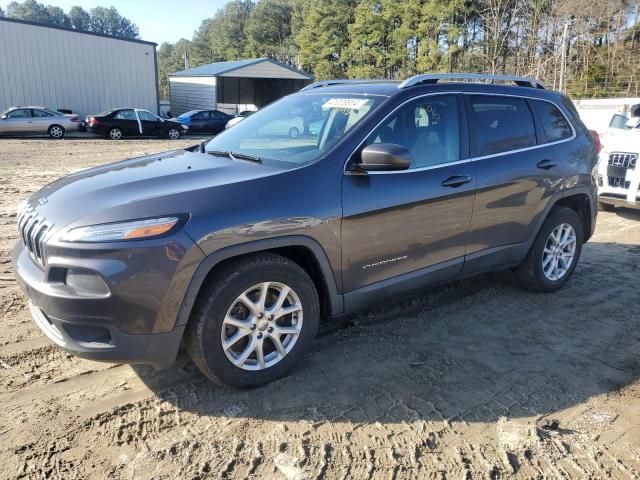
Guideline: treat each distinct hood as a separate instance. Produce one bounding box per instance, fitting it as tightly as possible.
[24,148,284,233]
[601,128,640,154]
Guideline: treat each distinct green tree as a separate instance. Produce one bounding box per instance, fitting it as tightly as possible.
[245,0,295,63]
[209,0,254,60]
[45,5,70,27]
[343,0,405,78]
[296,0,357,78]
[157,39,193,100]
[69,5,91,31]
[6,0,66,25]
[89,6,139,39]
[190,18,215,65]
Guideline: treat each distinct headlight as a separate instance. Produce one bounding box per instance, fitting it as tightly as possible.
[60,216,181,243]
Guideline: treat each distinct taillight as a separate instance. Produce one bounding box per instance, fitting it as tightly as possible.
[589,130,602,154]
[88,117,99,126]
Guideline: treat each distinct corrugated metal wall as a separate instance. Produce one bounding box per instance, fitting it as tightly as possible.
[168,77,216,115]
[0,20,158,117]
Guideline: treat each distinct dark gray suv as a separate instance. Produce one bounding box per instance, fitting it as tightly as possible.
[12,74,598,387]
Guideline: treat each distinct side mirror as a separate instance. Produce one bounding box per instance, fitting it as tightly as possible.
[356,143,411,171]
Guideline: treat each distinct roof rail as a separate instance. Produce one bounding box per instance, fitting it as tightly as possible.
[300,79,396,91]
[398,73,546,90]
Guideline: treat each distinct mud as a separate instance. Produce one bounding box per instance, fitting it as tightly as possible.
[1,139,639,479]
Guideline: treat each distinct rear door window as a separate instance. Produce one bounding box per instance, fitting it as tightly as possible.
[114,109,136,120]
[467,96,536,156]
[32,109,52,118]
[530,100,573,142]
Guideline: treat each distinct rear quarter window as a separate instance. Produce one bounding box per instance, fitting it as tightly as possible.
[468,96,536,156]
[530,100,573,142]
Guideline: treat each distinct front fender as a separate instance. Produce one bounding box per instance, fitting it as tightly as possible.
[174,235,344,327]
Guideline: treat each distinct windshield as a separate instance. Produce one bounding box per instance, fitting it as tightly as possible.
[205,94,385,166]
[178,110,199,119]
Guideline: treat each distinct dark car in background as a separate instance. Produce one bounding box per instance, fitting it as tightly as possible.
[0,106,82,138]
[173,109,233,134]
[12,74,598,388]
[86,108,188,140]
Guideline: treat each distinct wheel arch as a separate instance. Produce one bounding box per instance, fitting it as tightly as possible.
[175,236,344,328]
[554,191,594,242]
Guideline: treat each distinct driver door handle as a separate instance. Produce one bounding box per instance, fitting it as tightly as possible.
[441,175,472,188]
[537,159,558,170]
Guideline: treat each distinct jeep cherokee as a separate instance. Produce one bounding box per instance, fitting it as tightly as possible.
[12,73,598,387]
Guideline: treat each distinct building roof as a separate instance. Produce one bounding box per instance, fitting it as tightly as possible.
[169,57,312,80]
[0,17,156,46]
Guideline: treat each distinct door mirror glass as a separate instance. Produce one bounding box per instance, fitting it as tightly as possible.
[357,143,411,171]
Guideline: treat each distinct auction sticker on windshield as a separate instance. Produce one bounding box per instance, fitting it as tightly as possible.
[322,98,370,110]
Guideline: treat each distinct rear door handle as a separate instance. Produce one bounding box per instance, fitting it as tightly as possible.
[537,159,558,170]
[441,175,472,188]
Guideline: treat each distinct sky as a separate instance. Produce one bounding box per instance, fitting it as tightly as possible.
[0,0,230,44]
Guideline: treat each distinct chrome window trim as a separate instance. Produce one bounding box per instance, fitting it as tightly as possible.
[344,91,576,175]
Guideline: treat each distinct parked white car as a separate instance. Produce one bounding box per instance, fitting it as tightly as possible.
[256,116,304,138]
[596,121,640,211]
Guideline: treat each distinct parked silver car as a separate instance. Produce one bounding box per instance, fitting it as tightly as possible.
[0,106,82,138]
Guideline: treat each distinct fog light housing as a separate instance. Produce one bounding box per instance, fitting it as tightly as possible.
[65,269,110,295]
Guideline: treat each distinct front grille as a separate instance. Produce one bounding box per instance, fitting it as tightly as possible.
[16,205,51,267]
[608,176,631,189]
[608,152,638,169]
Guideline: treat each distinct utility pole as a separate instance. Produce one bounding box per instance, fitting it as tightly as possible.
[183,51,190,71]
[559,22,569,93]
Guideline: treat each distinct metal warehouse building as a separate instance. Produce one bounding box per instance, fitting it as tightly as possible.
[0,17,158,118]
[169,58,312,116]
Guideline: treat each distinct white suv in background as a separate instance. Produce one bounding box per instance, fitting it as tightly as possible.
[597,117,640,211]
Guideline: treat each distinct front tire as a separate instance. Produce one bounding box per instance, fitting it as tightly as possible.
[48,125,65,139]
[514,206,583,293]
[185,253,319,387]
[167,128,181,140]
[288,127,299,138]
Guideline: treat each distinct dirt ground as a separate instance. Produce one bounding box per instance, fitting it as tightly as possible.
[1,138,639,480]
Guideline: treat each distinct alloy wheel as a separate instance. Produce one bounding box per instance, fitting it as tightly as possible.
[49,126,63,138]
[542,223,577,281]
[109,128,122,140]
[221,282,303,371]
[168,129,180,139]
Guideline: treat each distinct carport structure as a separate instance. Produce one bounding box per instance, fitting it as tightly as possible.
[168,58,313,116]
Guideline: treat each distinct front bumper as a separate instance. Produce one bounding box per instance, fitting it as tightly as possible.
[11,232,203,369]
[597,151,640,209]
[27,302,184,369]
[598,193,640,210]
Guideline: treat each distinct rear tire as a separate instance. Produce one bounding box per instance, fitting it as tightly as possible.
[108,128,123,140]
[598,201,615,212]
[184,253,319,388]
[48,125,65,139]
[514,207,583,293]
[288,127,299,138]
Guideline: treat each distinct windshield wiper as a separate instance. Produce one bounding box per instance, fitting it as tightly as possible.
[207,149,231,158]
[228,151,262,164]
[206,149,262,164]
